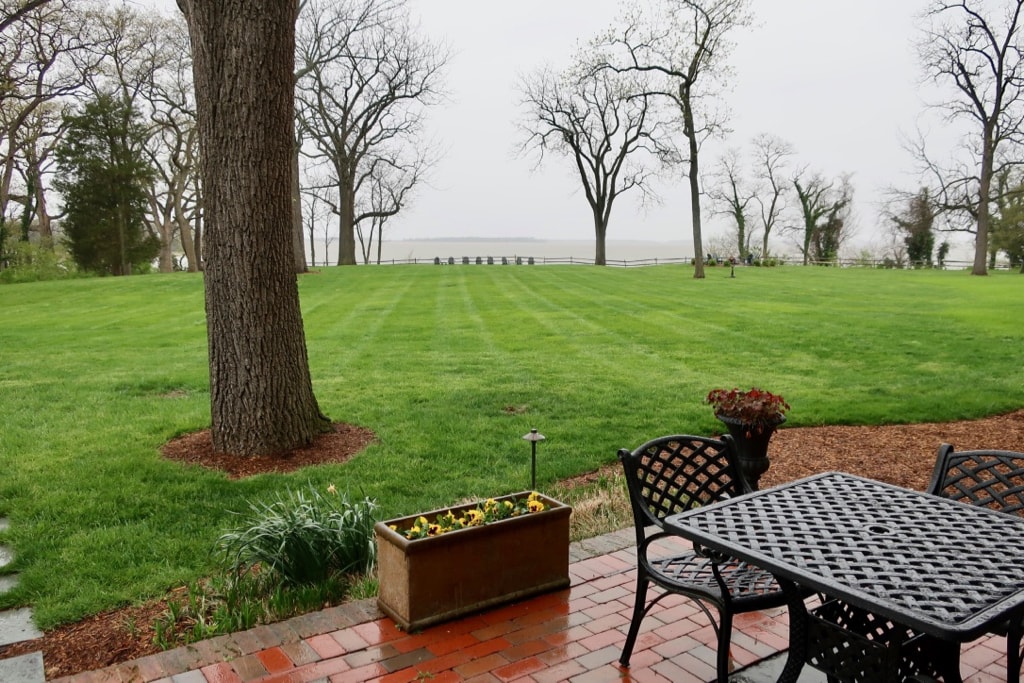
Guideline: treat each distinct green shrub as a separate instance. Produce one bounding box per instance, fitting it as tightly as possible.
[152,569,352,650]
[217,484,378,585]
[0,240,80,284]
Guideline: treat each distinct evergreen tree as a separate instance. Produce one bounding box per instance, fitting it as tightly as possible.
[54,94,158,276]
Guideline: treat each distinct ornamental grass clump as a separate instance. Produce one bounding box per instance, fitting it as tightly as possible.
[217,483,378,586]
[394,492,548,540]
[706,386,790,432]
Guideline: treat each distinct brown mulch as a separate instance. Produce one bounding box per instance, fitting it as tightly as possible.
[160,422,377,478]
[763,409,1024,491]
[2,411,1024,679]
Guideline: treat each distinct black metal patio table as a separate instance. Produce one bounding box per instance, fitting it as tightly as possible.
[664,471,1024,683]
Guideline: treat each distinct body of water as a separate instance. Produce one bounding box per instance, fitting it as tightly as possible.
[308,239,695,267]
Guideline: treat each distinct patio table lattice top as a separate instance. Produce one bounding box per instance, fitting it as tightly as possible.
[671,471,1024,637]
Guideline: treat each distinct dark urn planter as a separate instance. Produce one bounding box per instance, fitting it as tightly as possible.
[716,414,786,490]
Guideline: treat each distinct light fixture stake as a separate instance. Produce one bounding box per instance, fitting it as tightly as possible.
[522,427,546,489]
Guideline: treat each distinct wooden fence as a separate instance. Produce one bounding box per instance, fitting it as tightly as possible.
[336,255,1011,270]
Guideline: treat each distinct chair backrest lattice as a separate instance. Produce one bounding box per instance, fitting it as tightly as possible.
[926,443,1024,516]
[618,435,744,529]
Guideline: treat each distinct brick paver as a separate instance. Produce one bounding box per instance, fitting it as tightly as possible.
[46,532,1010,683]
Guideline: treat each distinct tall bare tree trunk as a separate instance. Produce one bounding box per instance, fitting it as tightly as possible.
[291,146,307,272]
[682,89,705,279]
[974,121,995,276]
[337,181,357,265]
[174,190,197,271]
[158,216,174,272]
[177,0,330,456]
[592,206,607,266]
[34,177,52,243]
[192,209,203,270]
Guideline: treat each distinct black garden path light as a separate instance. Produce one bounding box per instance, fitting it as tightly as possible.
[522,427,546,490]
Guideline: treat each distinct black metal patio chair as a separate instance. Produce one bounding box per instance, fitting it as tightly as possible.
[926,442,1024,682]
[616,434,790,682]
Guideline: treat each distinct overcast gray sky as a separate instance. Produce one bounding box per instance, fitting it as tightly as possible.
[157,0,971,256]
[398,0,968,255]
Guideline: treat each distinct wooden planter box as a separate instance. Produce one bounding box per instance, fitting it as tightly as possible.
[374,492,572,631]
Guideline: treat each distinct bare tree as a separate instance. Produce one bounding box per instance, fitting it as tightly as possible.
[812,175,854,264]
[791,170,853,265]
[518,60,668,265]
[300,167,338,265]
[596,0,753,278]
[917,0,1024,275]
[883,220,910,268]
[176,0,330,456]
[750,133,792,260]
[0,0,89,231]
[77,3,159,103]
[300,180,333,267]
[706,147,754,259]
[0,0,52,35]
[355,158,420,264]
[295,0,445,266]
[142,17,201,272]
[792,171,832,265]
[11,98,62,243]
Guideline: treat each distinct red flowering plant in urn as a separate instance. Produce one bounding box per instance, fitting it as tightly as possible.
[705,387,790,490]
[705,387,790,436]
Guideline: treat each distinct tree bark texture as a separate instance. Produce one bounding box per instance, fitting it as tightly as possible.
[338,181,357,265]
[592,207,607,266]
[974,119,995,275]
[178,0,330,455]
[158,216,174,272]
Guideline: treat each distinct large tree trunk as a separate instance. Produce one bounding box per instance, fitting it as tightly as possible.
[34,173,52,243]
[593,231,607,266]
[177,0,330,456]
[681,87,704,279]
[973,121,995,276]
[592,205,607,266]
[152,196,175,272]
[337,181,357,265]
[158,216,174,272]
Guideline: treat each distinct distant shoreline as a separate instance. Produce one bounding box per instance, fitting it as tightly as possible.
[305,238,694,267]
[394,236,544,243]
[390,237,687,243]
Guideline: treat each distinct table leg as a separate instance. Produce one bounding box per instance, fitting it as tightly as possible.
[1007,618,1022,683]
[777,578,807,683]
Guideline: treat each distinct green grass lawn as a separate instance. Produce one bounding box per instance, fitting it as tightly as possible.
[1,264,1022,627]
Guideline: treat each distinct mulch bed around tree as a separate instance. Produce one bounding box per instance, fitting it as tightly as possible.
[159,422,377,478]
